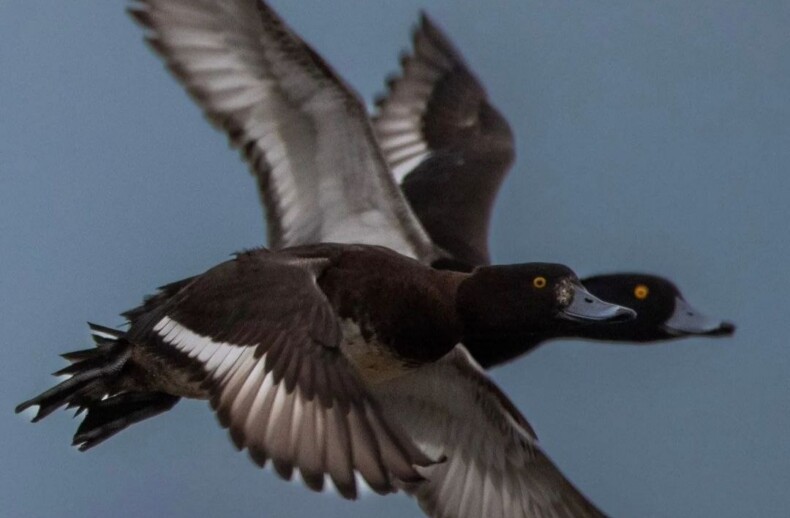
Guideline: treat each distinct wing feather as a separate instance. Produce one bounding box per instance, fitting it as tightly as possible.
[129,0,439,261]
[372,346,608,518]
[127,250,431,498]
[374,14,516,267]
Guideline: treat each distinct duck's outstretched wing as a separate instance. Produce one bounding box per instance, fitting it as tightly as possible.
[374,14,515,268]
[127,250,433,499]
[372,346,607,518]
[129,0,440,262]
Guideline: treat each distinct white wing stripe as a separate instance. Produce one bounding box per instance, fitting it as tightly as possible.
[266,381,289,443]
[202,344,232,374]
[144,320,342,481]
[246,370,276,437]
[232,358,267,418]
[212,345,246,379]
[386,142,428,165]
[379,133,423,150]
[290,390,305,450]
[220,348,257,407]
[375,118,421,133]
[154,316,260,382]
[158,316,222,351]
[152,315,173,334]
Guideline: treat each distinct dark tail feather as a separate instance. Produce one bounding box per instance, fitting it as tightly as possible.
[72,392,180,451]
[16,324,132,423]
[60,348,103,362]
[55,323,126,368]
[17,323,181,449]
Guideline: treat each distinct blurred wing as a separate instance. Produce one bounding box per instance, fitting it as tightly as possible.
[128,250,430,499]
[129,0,439,261]
[372,346,607,518]
[374,14,515,267]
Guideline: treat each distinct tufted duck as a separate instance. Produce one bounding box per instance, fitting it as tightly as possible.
[18,243,629,516]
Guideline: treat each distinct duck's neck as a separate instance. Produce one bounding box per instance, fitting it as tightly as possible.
[461,334,545,368]
[437,269,529,362]
[434,268,470,337]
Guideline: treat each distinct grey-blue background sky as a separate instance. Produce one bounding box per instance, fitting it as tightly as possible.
[2,1,788,517]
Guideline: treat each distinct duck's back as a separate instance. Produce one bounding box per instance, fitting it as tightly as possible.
[291,244,464,366]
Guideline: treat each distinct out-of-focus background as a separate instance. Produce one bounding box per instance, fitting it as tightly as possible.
[2,1,788,517]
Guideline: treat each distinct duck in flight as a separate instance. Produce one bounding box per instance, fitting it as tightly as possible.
[18,243,630,517]
[17,1,645,517]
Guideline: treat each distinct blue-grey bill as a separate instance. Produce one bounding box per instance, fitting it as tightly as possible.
[561,284,637,323]
[662,297,736,336]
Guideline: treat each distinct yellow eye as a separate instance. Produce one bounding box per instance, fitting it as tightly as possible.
[634,284,649,299]
[533,276,547,289]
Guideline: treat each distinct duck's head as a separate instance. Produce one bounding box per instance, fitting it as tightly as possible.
[456,263,636,345]
[579,273,736,341]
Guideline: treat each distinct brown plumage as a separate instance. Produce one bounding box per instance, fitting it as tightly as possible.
[18,242,626,516]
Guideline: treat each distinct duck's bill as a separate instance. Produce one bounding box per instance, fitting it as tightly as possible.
[662,297,736,336]
[561,284,637,323]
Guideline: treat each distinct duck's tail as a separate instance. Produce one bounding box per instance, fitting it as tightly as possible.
[15,323,179,450]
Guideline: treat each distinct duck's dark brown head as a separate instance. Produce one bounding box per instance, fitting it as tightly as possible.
[579,273,736,342]
[456,263,635,347]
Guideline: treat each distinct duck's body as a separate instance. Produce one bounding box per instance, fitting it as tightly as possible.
[19,243,631,516]
[121,245,459,401]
